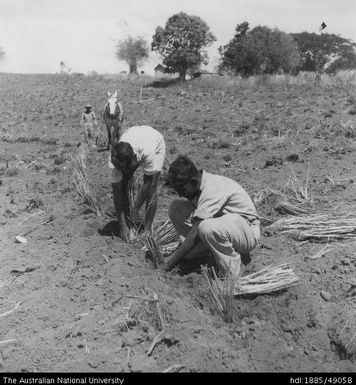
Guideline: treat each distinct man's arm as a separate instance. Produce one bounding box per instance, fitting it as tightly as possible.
[112,181,130,242]
[162,219,202,271]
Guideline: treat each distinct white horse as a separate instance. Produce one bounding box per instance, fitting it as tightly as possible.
[103,91,124,149]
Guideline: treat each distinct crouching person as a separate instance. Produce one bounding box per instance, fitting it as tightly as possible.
[109,125,166,242]
[162,155,260,278]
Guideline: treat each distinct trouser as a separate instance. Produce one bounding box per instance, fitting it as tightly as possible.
[168,198,260,276]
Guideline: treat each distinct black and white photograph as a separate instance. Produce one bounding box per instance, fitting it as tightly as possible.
[0,0,355,376]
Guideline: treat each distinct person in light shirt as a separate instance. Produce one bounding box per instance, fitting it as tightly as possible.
[109,125,166,242]
[80,104,98,145]
[162,155,260,278]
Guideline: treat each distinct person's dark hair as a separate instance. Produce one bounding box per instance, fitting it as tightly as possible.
[111,142,134,168]
[167,155,199,189]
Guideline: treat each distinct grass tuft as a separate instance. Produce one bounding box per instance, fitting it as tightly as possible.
[201,265,235,323]
[72,146,103,216]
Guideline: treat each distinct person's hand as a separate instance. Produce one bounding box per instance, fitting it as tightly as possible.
[159,261,171,272]
[159,258,174,272]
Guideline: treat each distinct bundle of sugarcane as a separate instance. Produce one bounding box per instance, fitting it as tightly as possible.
[144,233,164,268]
[125,174,144,240]
[160,241,180,256]
[266,211,356,241]
[153,220,179,256]
[297,227,356,241]
[201,265,235,323]
[155,220,179,245]
[273,200,308,216]
[141,220,179,254]
[266,214,327,233]
[127,174,141,216]
[72,152,102,217]
[257,189,308,215]
[234,261,299,295]
[202,261,299,302]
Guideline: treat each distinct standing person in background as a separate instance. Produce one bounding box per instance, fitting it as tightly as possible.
[109,125,166,242]
[80,104,98,145]
[162,155,260,278]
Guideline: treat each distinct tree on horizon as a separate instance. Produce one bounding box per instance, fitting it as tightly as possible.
[0,46,6,63]
[116,36,150,74]
[218,22,299,76]
[291,32,356,73]
[59,61,71,74]
[152,12,216,80]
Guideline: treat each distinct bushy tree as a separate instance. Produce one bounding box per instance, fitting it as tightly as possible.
[116,36,149,74]
[291,32,356,73]
[152,12,216,80]
[219,22,299,76]
[59,61,71,74]
[0,47,6,62]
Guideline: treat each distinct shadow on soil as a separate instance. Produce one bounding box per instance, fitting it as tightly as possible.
[145,79,183,88]
[98,220,121,237]
[177,251,253,276]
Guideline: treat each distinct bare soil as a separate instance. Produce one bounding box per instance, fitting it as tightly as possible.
[0,73,355,373]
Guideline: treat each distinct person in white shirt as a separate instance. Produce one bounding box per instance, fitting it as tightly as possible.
[109,125,166,242]
[162,155,260,278]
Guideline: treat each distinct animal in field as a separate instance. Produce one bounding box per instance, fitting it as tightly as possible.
[103,91,124,149]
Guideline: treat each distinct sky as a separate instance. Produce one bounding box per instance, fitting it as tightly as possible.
[0,0,355,75]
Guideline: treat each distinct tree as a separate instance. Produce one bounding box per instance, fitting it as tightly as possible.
[291,32,356,73]
[59,61,71,74]
[152,12,216,80]
[219,22,300,76]
[0,47,5,62]
[218,22,255,76]
[116,36,149,74]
